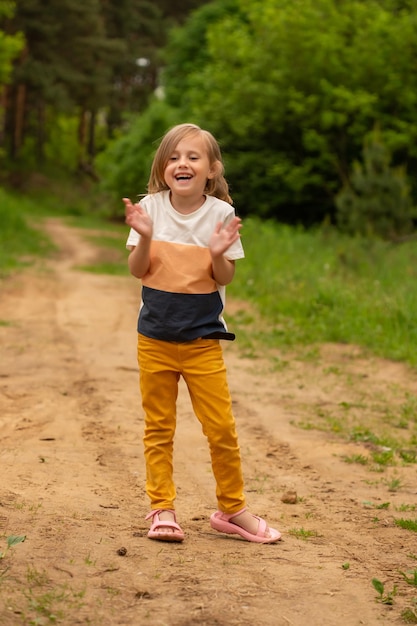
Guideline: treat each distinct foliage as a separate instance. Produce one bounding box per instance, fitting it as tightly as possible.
[394,519,417,532]
[0,534,26,559]
[1,0,123,170]
[96,98,182,207]
[0,1,23,87]
[4,0,417,237]
[96,0,239,203]
[0,0,211,172]
[402,606,417,625]
[336,129,417,239]
[400,570,417,587]
[161,0,241,107]
[155,0,417,226]
[287,527,319,540]
[372,578,397,605]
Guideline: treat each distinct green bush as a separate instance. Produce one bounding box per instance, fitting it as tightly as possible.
[96,99,182,214]
[160,0,417,224]
[336,131,417,239]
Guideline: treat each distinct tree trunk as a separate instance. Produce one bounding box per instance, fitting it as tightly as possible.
[77,109,99,180]
[78,108,87,162]
[14,83,26,158]
[36,100,46,164]
[88,109,96,159]
[0,85,8,149]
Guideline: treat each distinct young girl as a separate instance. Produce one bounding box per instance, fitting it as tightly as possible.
[124,123,281,544]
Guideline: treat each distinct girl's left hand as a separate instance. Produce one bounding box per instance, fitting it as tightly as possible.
[123,198,153,239]
[209,216,242,258]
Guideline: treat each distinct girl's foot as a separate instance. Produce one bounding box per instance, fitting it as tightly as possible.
[231,509,269,535]
[210,508,281,543]
[145,509,185,542]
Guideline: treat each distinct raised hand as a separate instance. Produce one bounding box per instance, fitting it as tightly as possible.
[209,216,242,258]
[123,198,153,239]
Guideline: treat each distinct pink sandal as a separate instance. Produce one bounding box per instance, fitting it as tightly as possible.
[210,507,281,544]
[145,509,185,542]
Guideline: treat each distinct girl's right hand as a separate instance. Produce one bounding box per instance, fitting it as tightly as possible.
[123,198,153,239]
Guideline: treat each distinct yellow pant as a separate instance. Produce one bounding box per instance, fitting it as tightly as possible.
[137,333,246,513]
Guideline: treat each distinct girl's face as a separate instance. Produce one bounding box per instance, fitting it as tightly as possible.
[163,134,217,203]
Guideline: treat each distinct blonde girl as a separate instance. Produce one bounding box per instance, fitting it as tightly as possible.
[124,123,281,544]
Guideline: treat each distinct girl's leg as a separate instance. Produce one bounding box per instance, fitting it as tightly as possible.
[138,334,180,510]
[180,339,246,514]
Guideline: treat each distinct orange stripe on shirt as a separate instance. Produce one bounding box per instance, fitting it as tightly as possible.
[141,240,217,294]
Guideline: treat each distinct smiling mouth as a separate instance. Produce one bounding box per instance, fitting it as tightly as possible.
[175,175,192,181]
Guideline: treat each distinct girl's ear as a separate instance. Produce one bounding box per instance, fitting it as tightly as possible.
[207,160,221,180]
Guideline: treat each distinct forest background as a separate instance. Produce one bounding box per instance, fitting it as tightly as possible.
[2,0,417,235]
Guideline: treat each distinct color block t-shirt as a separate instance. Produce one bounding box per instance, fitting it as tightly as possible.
[126,191,244,342]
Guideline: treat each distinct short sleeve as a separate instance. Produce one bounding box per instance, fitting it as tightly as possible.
[223,212,245,261]
[126,228,139,250]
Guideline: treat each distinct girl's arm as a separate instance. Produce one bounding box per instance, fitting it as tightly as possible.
[209,216,242,285]
[211,255,236,286]
[124,198,153,278]
[127,237,152,279]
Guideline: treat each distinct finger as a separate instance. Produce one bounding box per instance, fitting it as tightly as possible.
[231,217,242,231]
[225,216,241,232]
[226,223,241,239]
[123,198,135,217]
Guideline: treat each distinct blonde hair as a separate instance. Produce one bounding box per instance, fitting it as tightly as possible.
[147,123,232,204]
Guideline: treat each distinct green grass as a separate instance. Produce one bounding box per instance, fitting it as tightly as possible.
[394,518,417,532]
[288,527,319,540]
[0,187,55,276]
[75,261,129,276]
[0,186,128,278]
[229,217,417,368]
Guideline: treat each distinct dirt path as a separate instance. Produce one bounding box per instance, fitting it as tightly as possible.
[1,219,417,626]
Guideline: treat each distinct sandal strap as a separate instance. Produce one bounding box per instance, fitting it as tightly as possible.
[256,516,268,537]
[152,520,182,531]
[219,508,270,537]
[223,506,247,522]
[145,508,176,521]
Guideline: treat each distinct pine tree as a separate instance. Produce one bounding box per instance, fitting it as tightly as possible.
[1,0,211,172]
[336,130,417,239]
[3,0,121,162]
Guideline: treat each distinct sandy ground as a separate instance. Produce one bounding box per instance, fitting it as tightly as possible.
[1,219,417,626]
